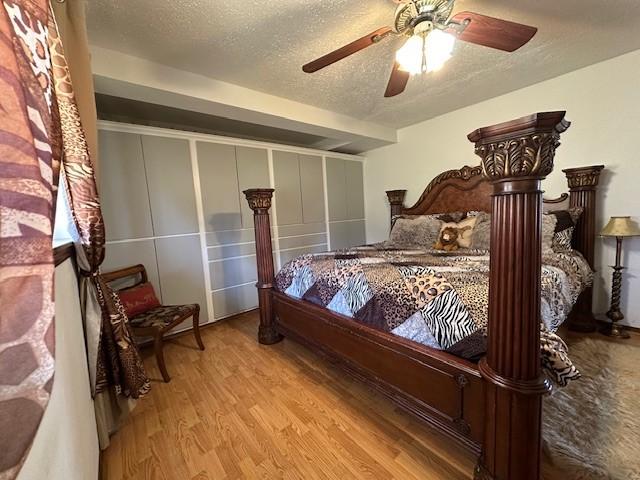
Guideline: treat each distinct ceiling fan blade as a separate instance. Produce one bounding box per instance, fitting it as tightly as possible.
[303,27,393,73]
[448,11,537,52]
[384,62,410,98]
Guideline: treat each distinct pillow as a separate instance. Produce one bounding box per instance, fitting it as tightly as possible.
[117,282,161,317]
[388,215,442,248]
[469,212,491,250]
[544,207,583,252]
[390,212,465,228]
[436,212,466,224]
[437,216,477,249]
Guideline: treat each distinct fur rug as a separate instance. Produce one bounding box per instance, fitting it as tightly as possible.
[543,336,640,480]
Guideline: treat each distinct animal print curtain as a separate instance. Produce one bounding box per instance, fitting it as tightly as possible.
[0,2,149,478]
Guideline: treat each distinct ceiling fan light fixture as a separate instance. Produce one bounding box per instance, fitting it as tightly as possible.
[425,29,455,72]
[395,34,425,75]
[395,28,455,75]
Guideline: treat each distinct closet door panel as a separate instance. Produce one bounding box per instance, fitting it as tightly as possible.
[98,131,153,241]
[155,235,208,318]
[345,160,365,220]
[236,146,270,229]
[329,222,350,250]
[212,284,257,320]
[207,242,256,261]
[326,157,347,221]
[279,244,327,265]
[103,240,161,299]
[278,233,327,250]
[141,135,198,236]
[209,256,257,290]
[197,142,241,232]
[299,154,325,224]
[273,151,302,226]
[349,220,366,246]
[206,229,256,246]
[278,222,326,237]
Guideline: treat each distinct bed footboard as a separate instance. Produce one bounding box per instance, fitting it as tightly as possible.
[246,112,574,480]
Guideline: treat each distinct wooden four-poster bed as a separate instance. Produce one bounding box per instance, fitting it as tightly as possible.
[243,111,604,480]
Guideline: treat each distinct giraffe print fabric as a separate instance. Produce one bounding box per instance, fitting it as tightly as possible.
[0,2,149,478]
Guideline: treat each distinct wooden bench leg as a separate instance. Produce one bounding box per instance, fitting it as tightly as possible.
[154,333,171,383]
[193,308,205,351]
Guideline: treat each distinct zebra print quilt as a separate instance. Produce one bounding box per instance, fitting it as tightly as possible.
[275,245,593,386]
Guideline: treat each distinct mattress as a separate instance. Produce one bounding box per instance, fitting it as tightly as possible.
[275,244,593,386]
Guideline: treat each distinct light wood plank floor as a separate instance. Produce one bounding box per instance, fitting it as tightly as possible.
[101,310,478,480]
[103,311,637,479]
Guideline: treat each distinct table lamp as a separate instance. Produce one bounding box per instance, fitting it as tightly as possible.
[600,216,640,338]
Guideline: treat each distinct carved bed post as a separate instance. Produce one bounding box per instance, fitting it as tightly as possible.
[468,112,571,480]
[244,188,283,345]
[562,165,604,332]
[386,189,407,228]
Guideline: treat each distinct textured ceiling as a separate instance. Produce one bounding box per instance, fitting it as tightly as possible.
[87,0,640,129]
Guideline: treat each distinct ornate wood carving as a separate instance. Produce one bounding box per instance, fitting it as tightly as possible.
[473,133,565,181]
[562,165,604,332]
[244,189,283,345]
[564,165,604,189]
[418,165,483,197]
[245,188,275,213]
[394,165,493,217]
[469,111,569,480]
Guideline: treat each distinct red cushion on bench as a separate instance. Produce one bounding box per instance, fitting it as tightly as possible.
[117,282,161,317]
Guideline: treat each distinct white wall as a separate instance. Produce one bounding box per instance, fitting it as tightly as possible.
[364,49,640,327]
[19,259,99,480]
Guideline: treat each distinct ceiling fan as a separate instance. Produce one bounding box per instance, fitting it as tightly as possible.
[302,0,538,98]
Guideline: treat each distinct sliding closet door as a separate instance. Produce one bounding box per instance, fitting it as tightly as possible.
[272,151,303,226]
[326,157,366,249]
[273,151,328,266]
[99,130,153,241]
[198,142,270,319]
[197,142,242,232]
[99,123,367,327]
[141,135,198,236]
[100,130,209,322]
[299,154,325,224]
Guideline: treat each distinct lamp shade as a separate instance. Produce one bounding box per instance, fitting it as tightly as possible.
[600,216,640,237]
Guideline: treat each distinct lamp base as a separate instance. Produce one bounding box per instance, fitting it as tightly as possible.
[600,322,630,339]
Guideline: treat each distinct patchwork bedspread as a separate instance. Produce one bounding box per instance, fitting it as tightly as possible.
[275,245,593,386]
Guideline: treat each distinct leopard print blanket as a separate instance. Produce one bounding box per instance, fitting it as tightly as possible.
[275,245,593,386]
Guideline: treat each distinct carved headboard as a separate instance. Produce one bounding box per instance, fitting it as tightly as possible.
[388,165,492,217]
[385,164,601,221]
[385,163,605,331]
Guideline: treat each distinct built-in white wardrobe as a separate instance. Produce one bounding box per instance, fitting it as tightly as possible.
[99,122,366,327]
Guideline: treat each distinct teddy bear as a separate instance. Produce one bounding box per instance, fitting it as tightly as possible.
[433,226,472,252]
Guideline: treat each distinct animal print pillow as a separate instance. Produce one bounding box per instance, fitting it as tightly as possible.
[390,212,465,228]
[388,215,443,248]
[467,211,491,250]
[437,216,478,249]
[544,207,583,252]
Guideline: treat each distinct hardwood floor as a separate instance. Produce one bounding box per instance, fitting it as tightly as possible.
[101,310,477,480]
